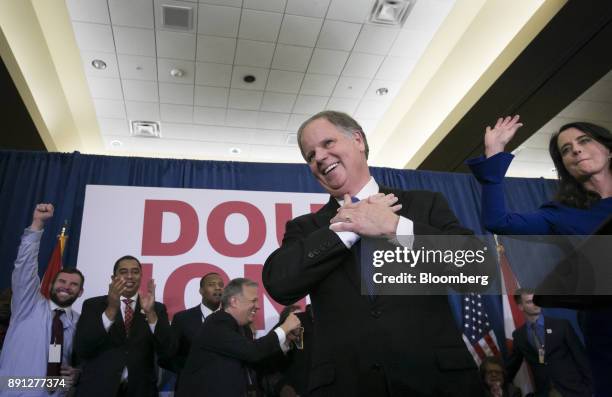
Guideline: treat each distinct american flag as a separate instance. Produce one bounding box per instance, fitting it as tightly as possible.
[462,292,501,364]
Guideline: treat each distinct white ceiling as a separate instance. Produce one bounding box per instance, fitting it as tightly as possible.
[65,0,455,162]
[508,69,612,178]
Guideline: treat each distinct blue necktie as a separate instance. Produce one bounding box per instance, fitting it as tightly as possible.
[351,196,376,298]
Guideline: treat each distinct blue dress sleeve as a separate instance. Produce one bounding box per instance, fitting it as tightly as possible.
[466,153,554,235]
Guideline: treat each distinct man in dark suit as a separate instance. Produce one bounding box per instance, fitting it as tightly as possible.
[507,288,592,397]
[263,111,488,396]
[74,255,173,397]
[177,278,302,397]
[168,272,224,379]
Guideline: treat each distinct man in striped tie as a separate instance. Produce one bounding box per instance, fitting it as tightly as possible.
[74,255,173,397]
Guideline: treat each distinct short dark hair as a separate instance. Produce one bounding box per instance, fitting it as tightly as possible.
[297,110,370,159]
[549,122,612,208]
[513,287,535,305]
[200,272,221,288]
[113,255,142,275]
[479,355,506,382]
[221,278,258,310]
[51,268,85,289]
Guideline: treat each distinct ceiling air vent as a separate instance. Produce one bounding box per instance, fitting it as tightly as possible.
[369,0,416,27]
[161,4,193,31]
[130,121,161,138]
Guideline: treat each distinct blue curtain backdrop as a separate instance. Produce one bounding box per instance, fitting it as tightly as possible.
[0,149,574,355]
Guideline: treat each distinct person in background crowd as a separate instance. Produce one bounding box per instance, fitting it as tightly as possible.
[467,115,612,396]
[506,289,592,397]
[74,255,173,397]
[480,356,522,397]
[167,272,224,389]
[0,203,83,396]
[177,278,301,397]
[0,288,12,351]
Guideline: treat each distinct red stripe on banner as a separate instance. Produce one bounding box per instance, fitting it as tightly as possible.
[473,342,486,360]
[499,246,525,329]
[483,332,500,356]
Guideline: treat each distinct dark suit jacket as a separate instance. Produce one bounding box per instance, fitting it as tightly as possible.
[263,187,487,397]
[507,316,592,397]
[177,310,282,397]
[168,305,203,372]
[74,295,173,397]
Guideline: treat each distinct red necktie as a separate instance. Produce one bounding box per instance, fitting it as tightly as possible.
[123,298,134,335]
[47,309,64,376]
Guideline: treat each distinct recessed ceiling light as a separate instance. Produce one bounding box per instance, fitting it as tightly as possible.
[243,75,256,83]
[170,68,184,77]
[229,147,241,155]
[91,59,107,70]
[376,87,389,96]
[110,139,123,147]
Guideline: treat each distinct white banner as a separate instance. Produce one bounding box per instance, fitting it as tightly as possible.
[76,185,327,332]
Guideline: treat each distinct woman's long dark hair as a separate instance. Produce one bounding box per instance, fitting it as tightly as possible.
[549,122,612,208]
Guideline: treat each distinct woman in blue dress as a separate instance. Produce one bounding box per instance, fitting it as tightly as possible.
[467,115,612,396]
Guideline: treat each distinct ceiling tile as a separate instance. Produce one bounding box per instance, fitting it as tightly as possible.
[578,78,612,102]
[226,109,259,127]
[293,95,329,114]
[126,101,161,121]
[238,9,282,42]
[307,48,348,75]
[194,86,229,107]
[108,0,153,28]
[122,79,159,102]
[326,97,359,114]
[272,44,313,72]
[354,25,400,55]
[193,106,227,125]
[249,144,301,161]
[278,15,323,47]
[375,56,415,81]
[390,29,432,58]
[159,83,194,105]
[117,55,157,81]
[326,0,373,23]
[249,130,288,145]
[158,59,196,84]
[231,66,269,90]
[285,0,330,18]
[261,92,297,112]
[342,53,384,78]
[195,62,231,86]
[355,99,386,118]
[200,0,242,7]
[244,0,287,13]
[558,100,612,122]
[355,118,378,135]
[266,70,304,93]
[87,77,123,100]
[72,22,115,52]
[332,76,370,98]
[66,0,110,24]
[98,118,130,135]
[160,104,194,123]
[228,89,264,110]
[316,20,361,51]
[113,27,155,56]
[198,4,241,38]
[196,35,236,64]
[94,99,126,119]
[288,113,312,131]
[81,51,120,78]
[300,74,338,96]
[257,112,290,130]
[157,31,197,60]
[403,0,454,32]
[235,39,275,68]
